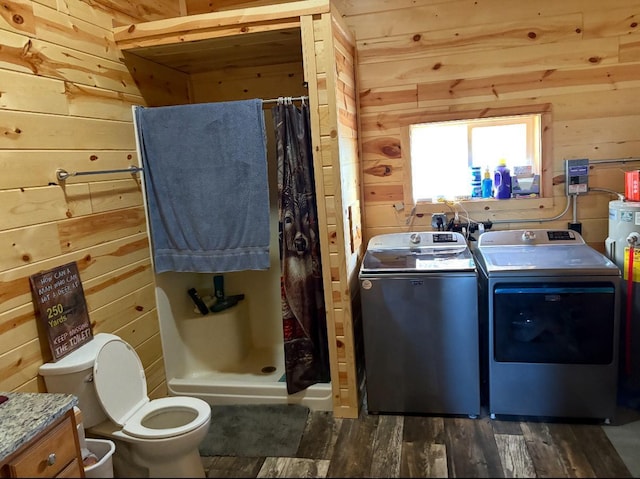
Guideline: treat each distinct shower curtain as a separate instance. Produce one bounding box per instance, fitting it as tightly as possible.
[272,98,330,394]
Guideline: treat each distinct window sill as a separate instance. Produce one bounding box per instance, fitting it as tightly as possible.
[414,196,556,215]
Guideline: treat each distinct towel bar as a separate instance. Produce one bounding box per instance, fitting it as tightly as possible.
[56,166,143,181]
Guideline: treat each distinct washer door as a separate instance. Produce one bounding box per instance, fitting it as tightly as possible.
[93,338,149,426]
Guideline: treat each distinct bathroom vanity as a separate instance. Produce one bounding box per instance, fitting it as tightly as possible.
[0,392,84,478]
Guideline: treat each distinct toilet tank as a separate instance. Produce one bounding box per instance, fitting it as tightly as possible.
[39,333,119,428]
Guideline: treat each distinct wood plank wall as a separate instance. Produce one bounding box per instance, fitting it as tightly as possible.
[8,0,638,417]
[336,0,640,251]
[0,0,185,397]
[308,10,363,417]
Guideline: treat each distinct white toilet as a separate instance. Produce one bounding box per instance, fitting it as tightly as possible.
[39,333,211,478]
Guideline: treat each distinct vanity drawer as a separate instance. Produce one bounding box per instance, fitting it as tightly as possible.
[7,412,81,478]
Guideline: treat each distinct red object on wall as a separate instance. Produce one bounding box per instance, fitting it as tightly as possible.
[625,170,640,202]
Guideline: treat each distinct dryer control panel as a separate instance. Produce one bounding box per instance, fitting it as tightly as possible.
[478,229,585,247]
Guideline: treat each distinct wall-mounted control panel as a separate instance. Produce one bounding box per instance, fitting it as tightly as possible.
[565,158,589,195]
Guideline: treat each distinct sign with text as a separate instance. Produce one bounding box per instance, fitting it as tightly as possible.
[30,261,93,361]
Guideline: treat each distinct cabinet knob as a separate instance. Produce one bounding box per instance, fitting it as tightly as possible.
[47,453,56,466]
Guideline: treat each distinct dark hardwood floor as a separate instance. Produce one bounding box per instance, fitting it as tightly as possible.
[200,407,633,478]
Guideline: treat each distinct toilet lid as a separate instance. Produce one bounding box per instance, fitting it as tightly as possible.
[93,338,149,426]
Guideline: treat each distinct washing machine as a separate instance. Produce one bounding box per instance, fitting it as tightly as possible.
[359,231,480,417]
[475,229,621,422]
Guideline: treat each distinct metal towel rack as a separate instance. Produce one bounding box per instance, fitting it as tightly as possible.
[56,96,308,182]
[56,166,143,181]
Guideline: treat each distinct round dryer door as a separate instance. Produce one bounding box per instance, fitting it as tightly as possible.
[93,338,148,426]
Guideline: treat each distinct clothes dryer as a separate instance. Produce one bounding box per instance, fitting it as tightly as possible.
[474,229,621,422]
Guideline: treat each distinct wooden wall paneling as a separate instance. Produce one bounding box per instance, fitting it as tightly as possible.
[146,356,168,399]
[0,0,36,36]
[87,178,143,213]
[325,7,361,417]
[88,0,181,23]
[112,0,328,48]
[620,33,640,62]
[358,38,619,91]
[0,0,174,399]
[81,259,154,312]
[0,339,48,392]
[184,0,296,15]
[89,282,156,335]
[0,240,151,319]
[30,3,122,63]
[549,86,640,122]
[55,0,134,30]
[415,63,640,110]
[113,309,159,350]
[301,11,344,415]
[120,52,190,105]
[0,70,67,115]
[0,71,144,122]
[0,304,40,357]
[57,207,147,252]
[189,61,306,103]
[125,28,304,73]
[359,85,418,113]
[0,150,140,190]
[556,140,640,163]
[0,111,136,149]
[57,0,174,28]
[31,0,55,9]
[0,184,92,231]
[0,29,140,94]
[65,84,145,121]
[554,114,640,148]
[356,13,583,65]
[359,104,552,140]
[1,223,147,284]
[343,0,640,39]
[583,5,640,39]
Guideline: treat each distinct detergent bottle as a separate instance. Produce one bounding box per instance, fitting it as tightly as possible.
[494,159,511,199]
[481,166,493,198]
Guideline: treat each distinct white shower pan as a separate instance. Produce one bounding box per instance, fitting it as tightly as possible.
[154,271,332,411]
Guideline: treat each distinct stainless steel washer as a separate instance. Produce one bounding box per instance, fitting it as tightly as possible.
[474,229,621,422]
[359,231,480,417]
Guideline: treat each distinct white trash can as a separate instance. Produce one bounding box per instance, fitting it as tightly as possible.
[84,438,115,478]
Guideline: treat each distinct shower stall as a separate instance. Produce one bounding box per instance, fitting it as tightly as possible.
[136,106,332,411]
[118,0,363,417]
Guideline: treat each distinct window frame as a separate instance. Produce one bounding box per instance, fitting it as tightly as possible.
[401,104,553,210]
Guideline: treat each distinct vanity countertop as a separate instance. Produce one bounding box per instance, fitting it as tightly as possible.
[0,391,78,462]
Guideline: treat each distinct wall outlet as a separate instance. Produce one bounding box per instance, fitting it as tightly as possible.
[393,202,404,212]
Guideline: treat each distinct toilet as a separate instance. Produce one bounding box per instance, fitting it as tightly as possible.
[39,333,211,478]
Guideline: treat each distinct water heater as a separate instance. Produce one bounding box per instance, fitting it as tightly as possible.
[606,200,640,408]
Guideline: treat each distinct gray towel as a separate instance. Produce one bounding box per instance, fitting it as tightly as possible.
[135,100,270,273]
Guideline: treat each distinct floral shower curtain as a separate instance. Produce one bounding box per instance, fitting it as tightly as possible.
[272,98,330,394]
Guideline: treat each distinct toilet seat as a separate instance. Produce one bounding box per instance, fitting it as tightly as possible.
[93,338,210,439]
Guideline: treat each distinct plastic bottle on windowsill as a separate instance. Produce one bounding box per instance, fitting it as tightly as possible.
[481,167,493,198]
[494,159,511,199]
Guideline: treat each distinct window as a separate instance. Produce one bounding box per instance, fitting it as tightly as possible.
[408,113,543,203]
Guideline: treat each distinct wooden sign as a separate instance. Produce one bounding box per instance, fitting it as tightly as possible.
[30,261,93,361]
